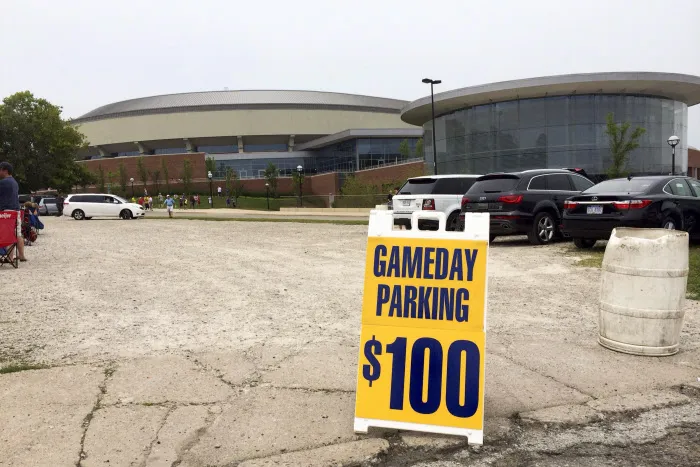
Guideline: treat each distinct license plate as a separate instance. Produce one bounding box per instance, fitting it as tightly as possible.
[587,205,603,215]
[401,200,410,206]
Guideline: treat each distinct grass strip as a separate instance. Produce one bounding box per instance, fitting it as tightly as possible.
[0,363,49,374]
[143,216,368,226]
[569,244,700,300]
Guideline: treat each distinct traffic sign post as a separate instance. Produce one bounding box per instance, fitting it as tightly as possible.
[354,210,489,445]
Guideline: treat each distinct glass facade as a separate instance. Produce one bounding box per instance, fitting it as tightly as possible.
[214,156,310,179]
[198,144,238,153]
[424,94,688,178]
[243,143,288,152]
[207,137,421,179]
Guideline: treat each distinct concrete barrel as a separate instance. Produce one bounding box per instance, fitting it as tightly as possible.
[598,228,689,356]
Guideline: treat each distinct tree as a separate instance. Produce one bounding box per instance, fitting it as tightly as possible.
[181,158,193,194]
[292,170,305,205]
[225,167,234,196]
[205,156,217,175]
[96,164,106,193]
[399,139,411,159]
[118,163,128,196]
[415,138,424,158]
[106,171,115,194]
[136,156,149,193]
[161,158,170,194]
[605,112,646,178]
[263,162,279,197]
[75,165,95,192]
[0,91,87,192]
[151,170,160,194]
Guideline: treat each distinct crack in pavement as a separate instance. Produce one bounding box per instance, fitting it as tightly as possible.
[140,404,175,467]
[75,362,116,467]
[490,348,597,400]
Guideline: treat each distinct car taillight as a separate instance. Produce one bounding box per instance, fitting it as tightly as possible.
[564,200,577,210]
[498,195,523,204]
[422,199,435,210]
[613,199,652,210]
[461,196,469,208]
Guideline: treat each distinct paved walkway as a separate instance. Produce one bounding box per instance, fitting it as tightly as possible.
[145,207,369,221]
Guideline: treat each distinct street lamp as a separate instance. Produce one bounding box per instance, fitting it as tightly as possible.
[422,78,442,175]
[130,178,134,197]
[265,182,270,210]
[667,135,680,176]
[296,165,303,208]
[207,171,213,207]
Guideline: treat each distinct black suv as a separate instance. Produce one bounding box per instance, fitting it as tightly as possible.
[459,169,595,244]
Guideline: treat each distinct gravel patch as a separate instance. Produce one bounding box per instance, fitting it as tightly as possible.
[2,217,698,367]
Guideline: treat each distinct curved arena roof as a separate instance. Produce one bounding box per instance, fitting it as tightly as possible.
[401,72,700,126]
[74,90,408,123]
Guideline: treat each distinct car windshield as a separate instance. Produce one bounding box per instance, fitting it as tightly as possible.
[113,195,128,203]
[584,179,655,194]
[468,176,519,193]
[399,178,437,195]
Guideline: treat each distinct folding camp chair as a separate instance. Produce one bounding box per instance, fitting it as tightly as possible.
[0,210,20,268]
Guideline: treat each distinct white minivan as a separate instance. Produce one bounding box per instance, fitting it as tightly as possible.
[392,175,481,230]
[63,194,146,220]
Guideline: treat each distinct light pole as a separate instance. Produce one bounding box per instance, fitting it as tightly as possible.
[422,78,442,175]
[667,135,680,176]
[130,178,134,197]
[265,182,270,210]
[296,165,303,208]
[207,171,213,207]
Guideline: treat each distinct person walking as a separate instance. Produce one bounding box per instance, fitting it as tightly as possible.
[164,195,175,218]
[0,162,27,262]
[148,196,154,211]
[56,193,65,216]
[217,186,222,197]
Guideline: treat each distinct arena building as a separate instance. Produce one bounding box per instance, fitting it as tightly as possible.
[401,72,700,178]
[74,90,423,181]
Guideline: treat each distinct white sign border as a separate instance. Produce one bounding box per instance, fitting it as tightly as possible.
[354,209,490,446]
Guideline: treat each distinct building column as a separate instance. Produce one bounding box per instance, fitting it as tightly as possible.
[288,134,295,152]
[237,136,244,153]
[134,142,148,155]
[183,138,196,153]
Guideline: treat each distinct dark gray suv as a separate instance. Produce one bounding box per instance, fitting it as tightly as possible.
[459,169,594,244]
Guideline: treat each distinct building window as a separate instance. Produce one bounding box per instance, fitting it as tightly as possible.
[199,145,238,154]
[155,148,187,155]
[243,143,288,152]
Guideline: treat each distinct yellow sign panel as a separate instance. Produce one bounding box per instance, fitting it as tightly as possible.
[355,227,488,444]
[361,236,487,332]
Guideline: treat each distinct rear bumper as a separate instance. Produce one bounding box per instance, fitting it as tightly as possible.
[562,217,650,240]
[459,213,531,235]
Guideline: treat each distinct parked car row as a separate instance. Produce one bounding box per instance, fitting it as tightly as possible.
[392,170,700,249]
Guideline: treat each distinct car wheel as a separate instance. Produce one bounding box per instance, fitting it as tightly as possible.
[446,212,460,231]
[662,216,679,230]
[72,210,85,220]
[528,212,557,245]
[573,237,596,249]
[120,209,133,220]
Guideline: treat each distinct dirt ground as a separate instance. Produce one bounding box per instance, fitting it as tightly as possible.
[2,216,698,367]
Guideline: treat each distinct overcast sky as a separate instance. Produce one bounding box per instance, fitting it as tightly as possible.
[2,0,699,146]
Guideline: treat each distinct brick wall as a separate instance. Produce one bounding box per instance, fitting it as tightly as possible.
[79,153,207,183]
[354,161,426,189]
[77,154,424,196]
